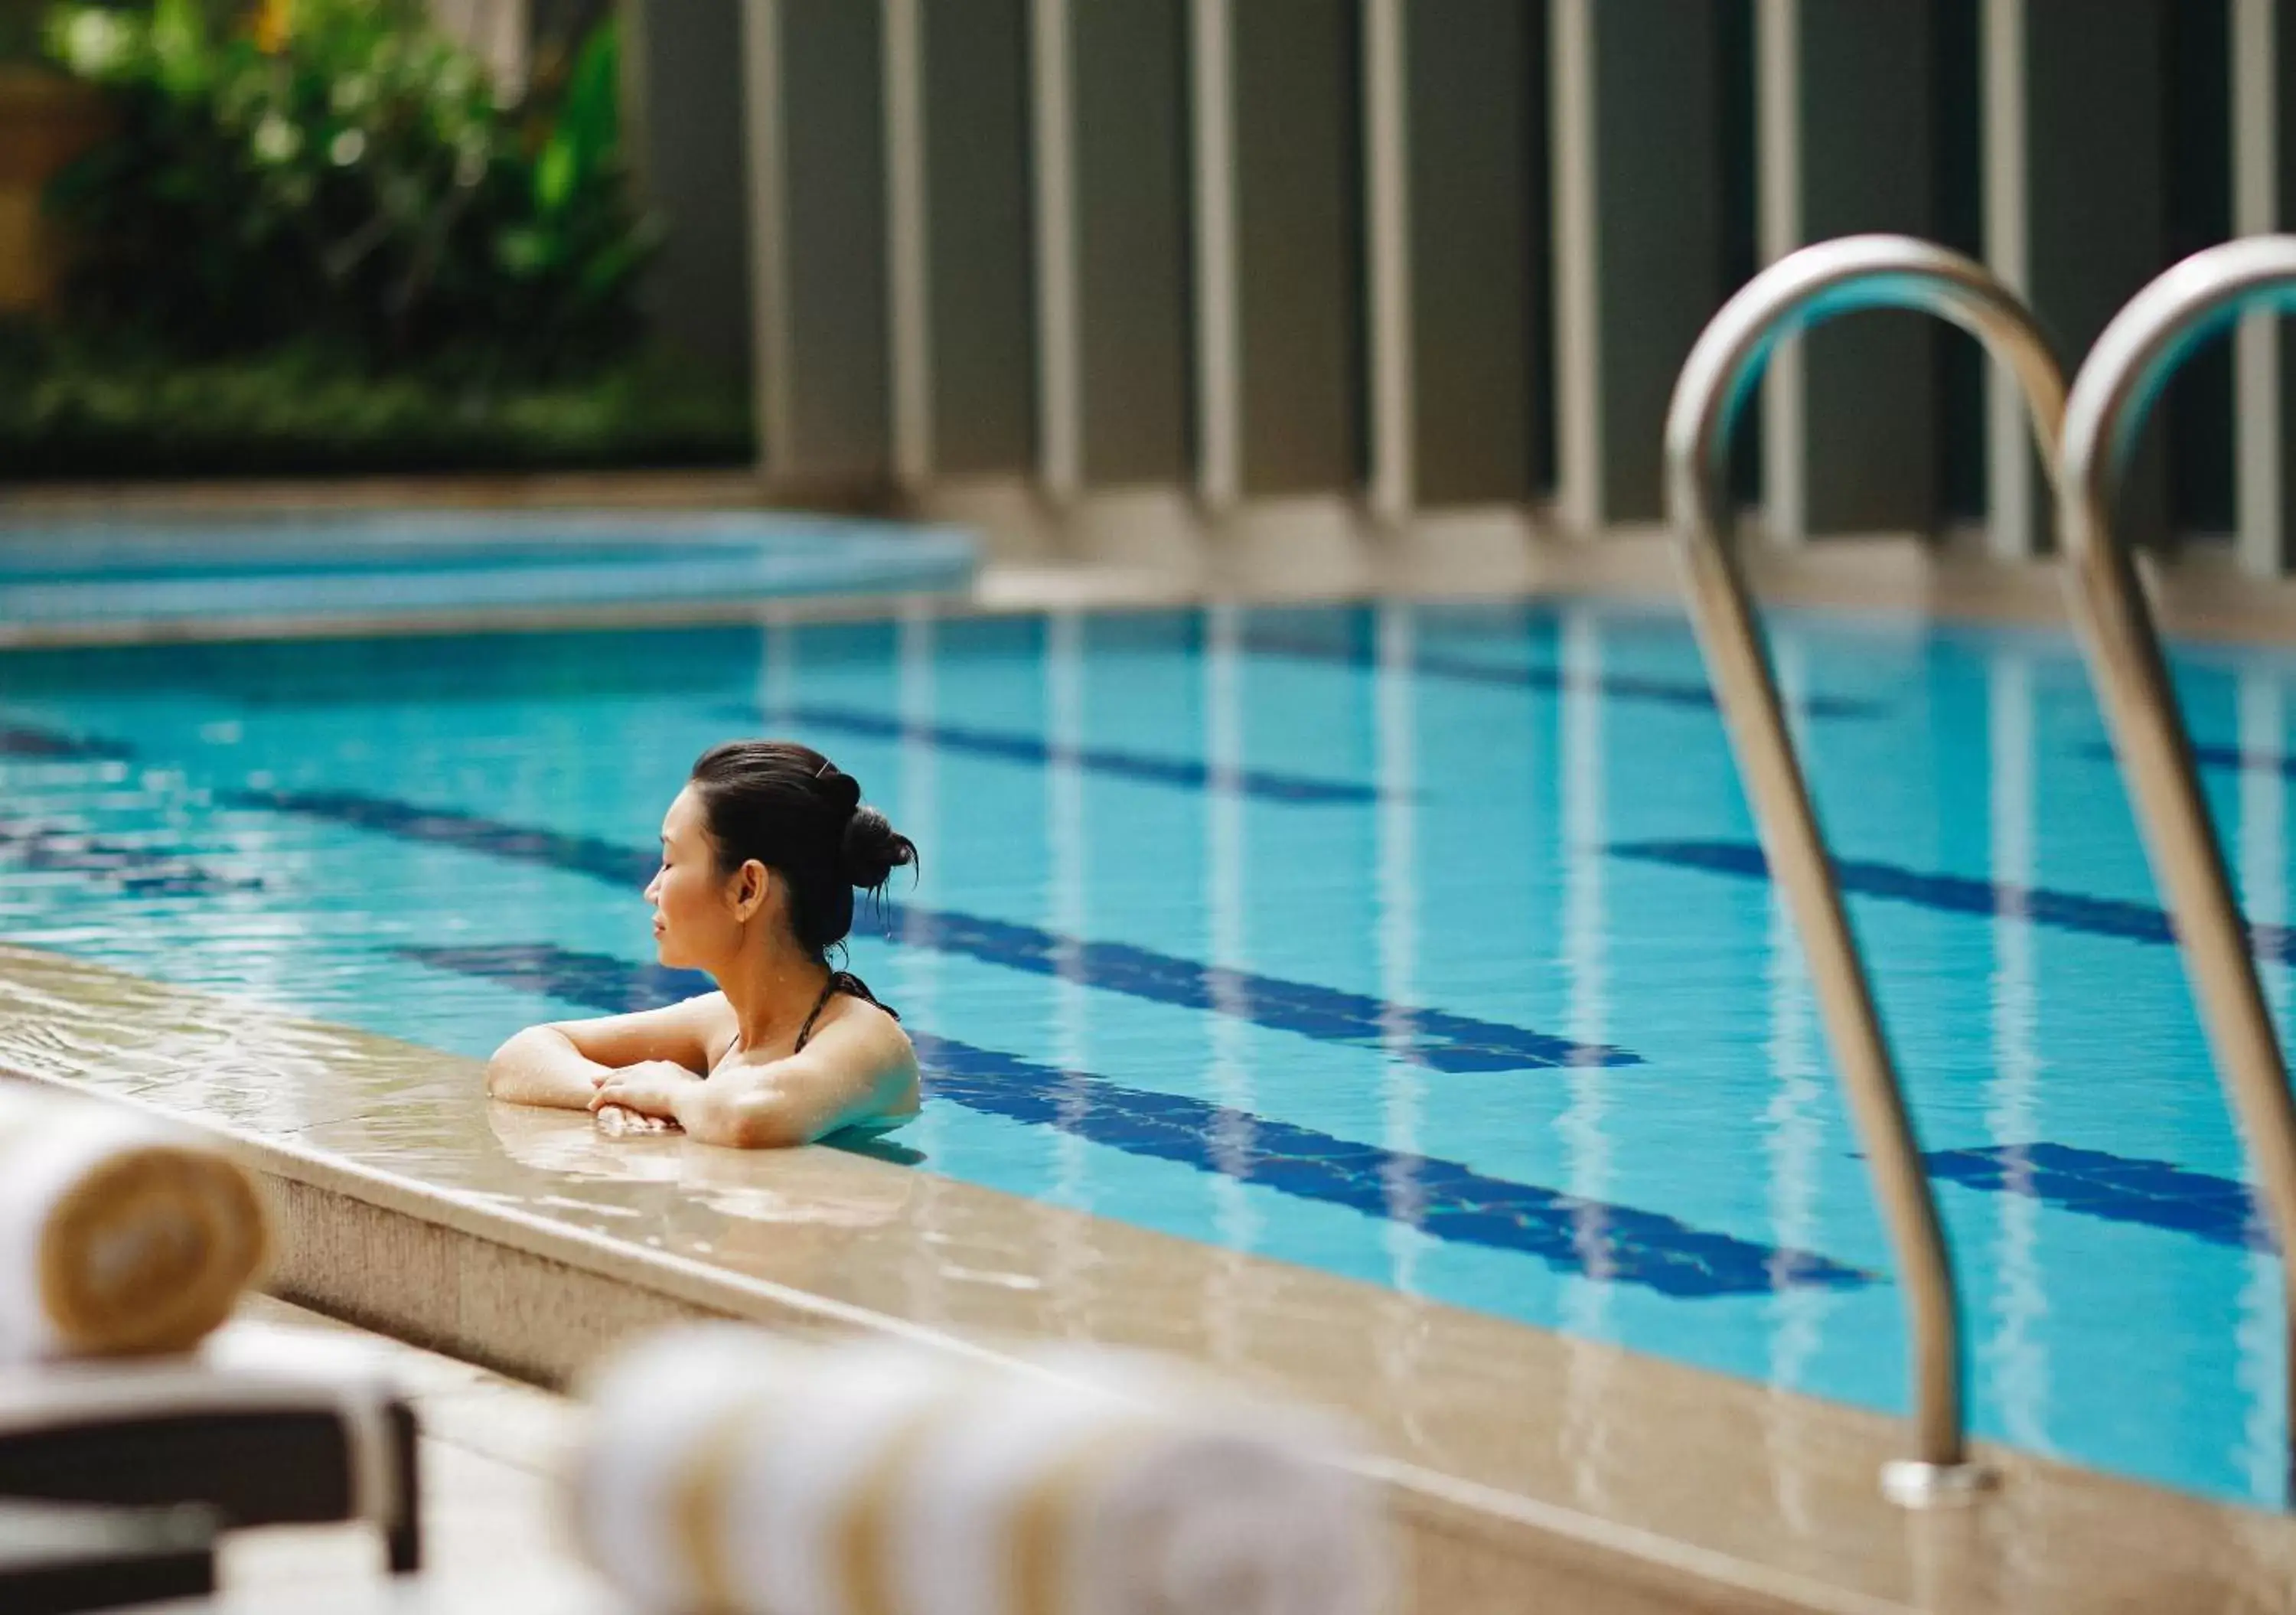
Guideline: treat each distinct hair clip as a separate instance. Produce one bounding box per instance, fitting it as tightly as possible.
[815,760,835,779]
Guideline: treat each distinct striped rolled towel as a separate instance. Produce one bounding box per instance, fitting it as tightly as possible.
[569,1326,1390,1615]
[0,1084,270,1359]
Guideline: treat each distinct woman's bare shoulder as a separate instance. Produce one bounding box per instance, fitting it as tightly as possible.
[649,989,739,1043]
[685,987,739,1027]
[817,989,913,1062]
[833,999,920,1129]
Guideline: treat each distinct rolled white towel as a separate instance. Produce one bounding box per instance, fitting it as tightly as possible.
[569,1326,1389,1615]
[0,1083,270,1359]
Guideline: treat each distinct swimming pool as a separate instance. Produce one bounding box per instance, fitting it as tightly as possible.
[0,512,976,635]
[0,597,2286,1508]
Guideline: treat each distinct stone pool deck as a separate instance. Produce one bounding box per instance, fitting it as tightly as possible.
[4,939,2294,1614]
[21,466,2296,652]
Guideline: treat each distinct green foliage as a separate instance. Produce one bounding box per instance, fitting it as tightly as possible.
[0,324,751,477]
[0,1,43,60]
[39,0,657,378]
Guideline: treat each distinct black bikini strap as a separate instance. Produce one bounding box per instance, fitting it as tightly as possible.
[794,971,899,1052]
[794,975,840,1053]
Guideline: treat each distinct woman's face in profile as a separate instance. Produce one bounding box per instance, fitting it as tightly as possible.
[644,785,742,971]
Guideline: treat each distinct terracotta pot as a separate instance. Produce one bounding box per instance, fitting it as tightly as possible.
[0,67,112,313]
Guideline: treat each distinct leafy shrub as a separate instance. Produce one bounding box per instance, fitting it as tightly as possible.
[1,1,44,61]
[0,322,751,477]
[40,0,654,379]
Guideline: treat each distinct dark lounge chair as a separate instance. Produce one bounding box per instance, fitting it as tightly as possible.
[0,1323,422,1575]
[0,1497,220,1614]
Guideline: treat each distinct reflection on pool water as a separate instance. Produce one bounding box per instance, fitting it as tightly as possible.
[0,599,2289,1506]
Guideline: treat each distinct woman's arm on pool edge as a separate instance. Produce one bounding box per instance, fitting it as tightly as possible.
[594,1013,918,1148]
[484,994,726,1111]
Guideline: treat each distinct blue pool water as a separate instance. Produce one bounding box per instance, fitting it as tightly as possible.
[0,598,2291,1505]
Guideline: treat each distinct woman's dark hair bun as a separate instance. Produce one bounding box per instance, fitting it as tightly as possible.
[840,804,916,891]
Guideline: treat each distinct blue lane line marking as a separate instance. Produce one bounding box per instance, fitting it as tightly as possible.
[227,787,1636,1073]
[1925,1142,2270,1253]
[0,722,136,761]
[2087,739,2296,785]
[0,720,248,891]
[407,941,1874,1299]
[1610,839,2296,965]
[1235,628,1887,719]
[0,818,260,897]
[726,703,1384,805]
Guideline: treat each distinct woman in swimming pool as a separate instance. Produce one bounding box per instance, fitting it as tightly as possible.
[484,741,921,1147]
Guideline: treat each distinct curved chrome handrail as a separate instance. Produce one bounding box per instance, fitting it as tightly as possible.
[1666,235,2069,1502]
[2058,237,2296,1490]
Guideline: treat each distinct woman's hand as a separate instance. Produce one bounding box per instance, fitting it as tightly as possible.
[589,1059,705,1130]
[593,1103,680,1136]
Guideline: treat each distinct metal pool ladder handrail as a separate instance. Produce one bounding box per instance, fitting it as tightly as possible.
[1665,235,2069,1506]
[2058,236,2296,1489]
